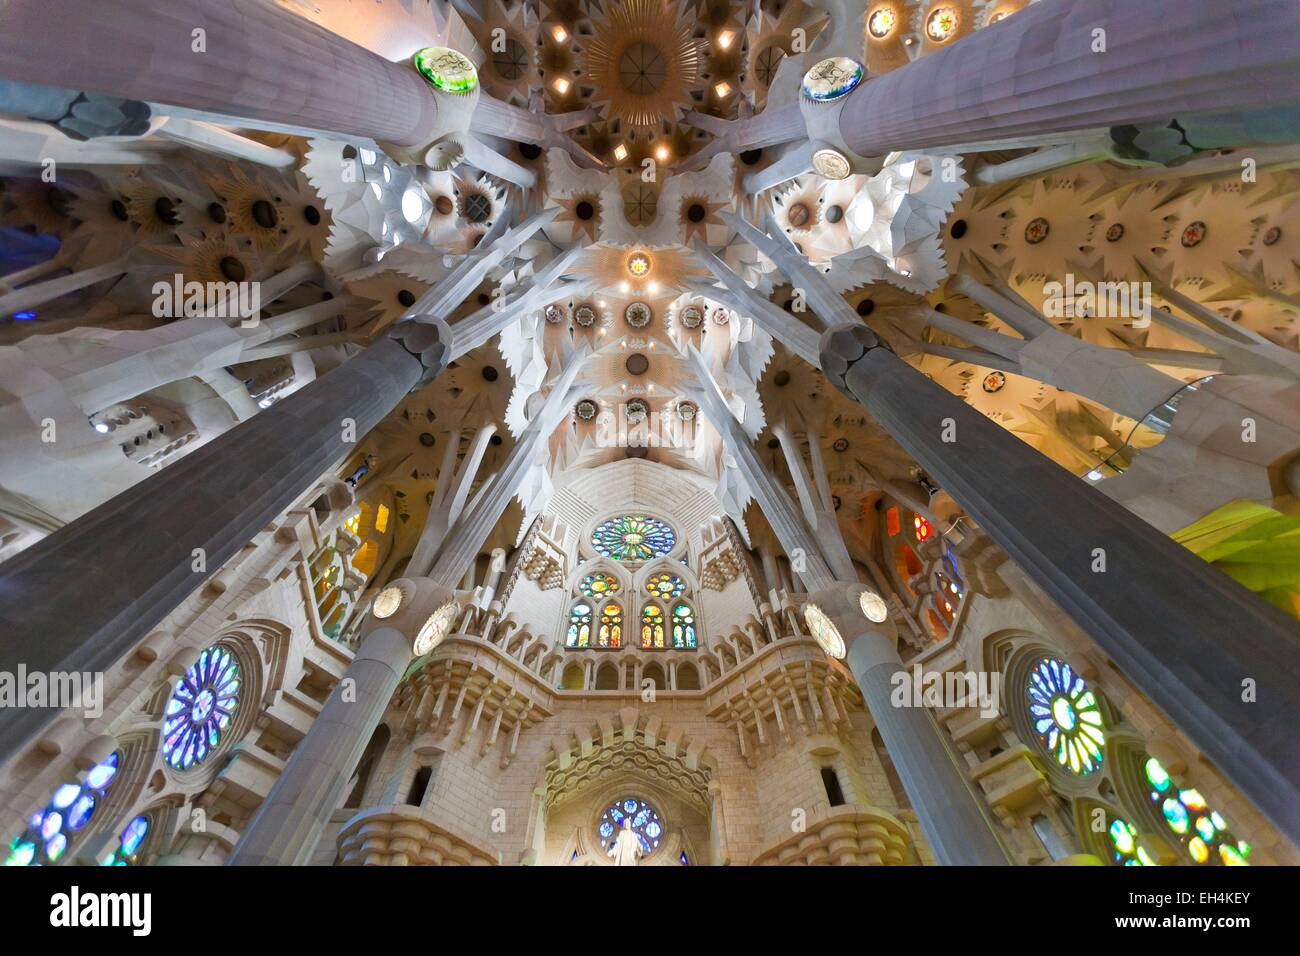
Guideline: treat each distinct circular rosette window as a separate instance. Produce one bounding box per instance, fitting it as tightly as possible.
[591,514,676,562]
[163,645,241,770]
[1026,657,1105,775]
[598,797,663,855]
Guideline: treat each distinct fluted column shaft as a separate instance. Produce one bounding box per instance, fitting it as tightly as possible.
[0,337,428,768]
[846,632,1009,866]
[228,628,410,866]
[820,326,1300,844]
[0,0,438,145]
[838,0,1300,157]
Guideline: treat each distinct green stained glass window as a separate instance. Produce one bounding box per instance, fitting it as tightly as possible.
[591,515,675,562]
[1026,657,1104,775]
[566,602,592,648]
[412,47,479,95]
[1143,756,1251,865]
[671,603,696,649]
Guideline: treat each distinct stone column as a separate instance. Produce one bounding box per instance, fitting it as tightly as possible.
[846,630,1009,866]
[0,321,448,769]
[820,323,1300,844]
[838,0,1300,157]
[228,627,411,866]
[0,0,439,146]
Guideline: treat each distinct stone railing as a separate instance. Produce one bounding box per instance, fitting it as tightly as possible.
[752,805,912,865]
[337,805,501,866]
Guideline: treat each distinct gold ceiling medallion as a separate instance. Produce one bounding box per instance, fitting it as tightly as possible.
[583,0,701,128]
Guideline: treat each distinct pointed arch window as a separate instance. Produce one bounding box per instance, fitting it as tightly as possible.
[641,604,666,648]
[671,602,697,649]
[566,602,593,648]
[597,603,623,648]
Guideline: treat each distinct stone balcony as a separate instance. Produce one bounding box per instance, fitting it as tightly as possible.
[337,804,501,866]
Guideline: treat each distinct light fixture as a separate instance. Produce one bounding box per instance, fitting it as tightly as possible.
[627,252,652,278]
[552,25,568,42]
[654,144,670,163]
[860,591,889,624]
[714,81,732,98]
[717,30,735,50]
[613,143,629,162]
[647,280,659,294]
[553,77,571,94]
[372,586,404,619]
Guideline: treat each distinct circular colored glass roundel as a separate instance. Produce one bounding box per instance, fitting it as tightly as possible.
[598,797,663,854]
[372,586,403,619]
[803,604,846,658]
[868,8,897,38]
[580,572,620,597]
[645,572,685,599]
[412,47,479,95]
[801,57,864,102]
[163,646,240,770]
[592,515,675,562]
[414,601,458,656]
[1025,657,1104,775]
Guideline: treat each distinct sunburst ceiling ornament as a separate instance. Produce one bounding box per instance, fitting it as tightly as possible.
[584,0,701,128]
[627,251,652,277]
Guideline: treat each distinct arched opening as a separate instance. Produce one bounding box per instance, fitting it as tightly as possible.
[406,765,433,806]
[561,662,585,690]
[821,766,847,807]
[643,661,665,690]
[676,662,700,690]
[595,662,620,690]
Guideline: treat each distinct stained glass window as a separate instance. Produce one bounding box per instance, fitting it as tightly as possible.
[102,815,150,866]
[1107,816,1155,866]
[1026,657,1105,775]
[645,572,685,599]
[913,514,933,542]
[641,605,665,648]
[566,602,593,648]
[591,514,676,562]
[597,603,623,648]
[5,752,121,866]
[163,645,241,770]
[1143,756,1251,866]
[580,572,620,598]
[672,603,697,649]
[597,797,663,854]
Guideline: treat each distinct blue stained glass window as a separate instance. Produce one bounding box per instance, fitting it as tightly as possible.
[163,645,241,770]
[566,602,593,648]
[102,815,150,866]
[598,797,663,855]
[1026,657,1105,775]
[4,752,120,866]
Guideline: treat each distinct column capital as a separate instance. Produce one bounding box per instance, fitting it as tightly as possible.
[818,322,890,397]
[389,317,454,392]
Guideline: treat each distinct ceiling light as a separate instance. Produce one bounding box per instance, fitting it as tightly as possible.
[714,81,732,98]
[613,143,629,162]
[717,30,735,50]
[553,77,570,94]
[655,144,670,162]
[552,25,568,43]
